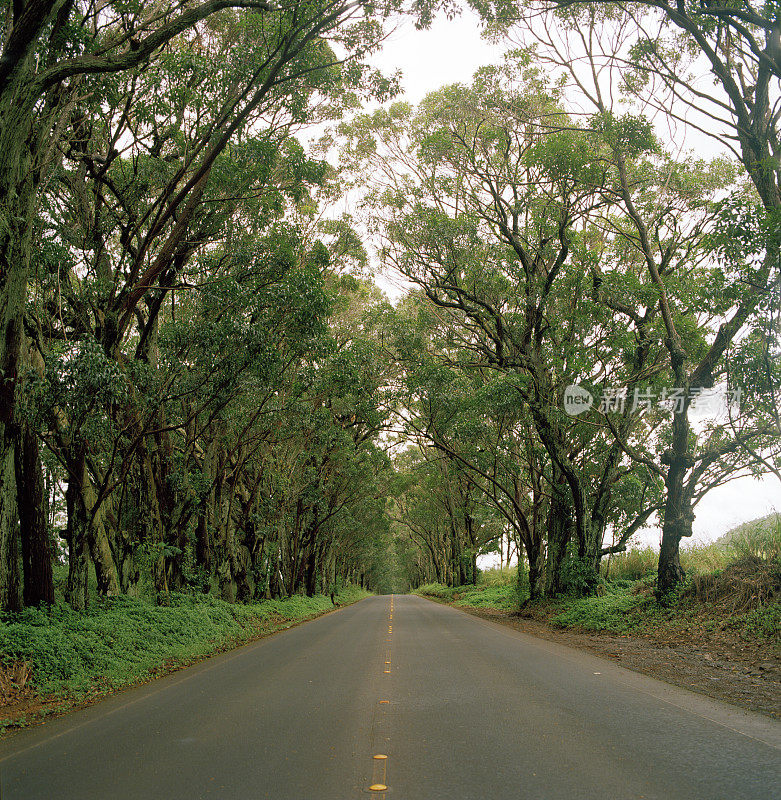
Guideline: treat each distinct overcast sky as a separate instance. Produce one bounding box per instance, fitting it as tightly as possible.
[371,12,505,104]
[364,10,780,547]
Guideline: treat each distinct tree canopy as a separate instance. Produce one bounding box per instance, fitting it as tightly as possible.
[0,0,777,611]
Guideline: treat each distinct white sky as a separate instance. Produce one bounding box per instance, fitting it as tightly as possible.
[365,9,780,547]
[371,12,505,104]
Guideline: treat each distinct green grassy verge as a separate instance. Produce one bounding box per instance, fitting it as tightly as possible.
[0,586,369,730]
[416,573,779,645]
[416,581,525,612]
[548,582,780,641]
[417,518,781,645]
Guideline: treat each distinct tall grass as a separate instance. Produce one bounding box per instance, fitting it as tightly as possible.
[477,566,517,587]
[603,547,657,581]
[605,513,781,582]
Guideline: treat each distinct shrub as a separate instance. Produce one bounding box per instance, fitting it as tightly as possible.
[552,587,648,632]
[415,583,455,599]
[453,584,525,611]
[559,553,599,596]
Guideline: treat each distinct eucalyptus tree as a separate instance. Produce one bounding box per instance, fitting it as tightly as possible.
[0,0,424,609]
[480,0,781,206]
[481,0,781,595]
[478,0,781,597]
[390,443,489,587]
[0,0,412,610]
[340,70,664,585]
[33,115,343,606]
[393,330,548,593]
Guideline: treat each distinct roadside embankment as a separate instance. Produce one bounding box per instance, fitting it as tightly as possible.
[0,586,370,733]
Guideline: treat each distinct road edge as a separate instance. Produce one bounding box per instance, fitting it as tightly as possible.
[0,593,372,740]
[417,594,781,750]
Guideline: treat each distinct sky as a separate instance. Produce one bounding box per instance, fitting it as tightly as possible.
[370,12,505,104]
[363,9,780,548]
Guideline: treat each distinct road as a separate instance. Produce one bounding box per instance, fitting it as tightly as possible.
[0,594,778,799]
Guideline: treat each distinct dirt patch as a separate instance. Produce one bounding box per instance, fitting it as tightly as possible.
[459,606,780,718]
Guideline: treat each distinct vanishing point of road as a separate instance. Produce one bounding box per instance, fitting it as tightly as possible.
[0,595,778,799]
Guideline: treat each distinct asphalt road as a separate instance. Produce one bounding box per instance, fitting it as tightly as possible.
[0,594,779,799]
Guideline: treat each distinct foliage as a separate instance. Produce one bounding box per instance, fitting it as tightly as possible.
[559,552,600,596]
[421,521,780,644]
[0,587,369,699]
[551,587,649,633]
[416,581,525,610]
[0,0,778,654]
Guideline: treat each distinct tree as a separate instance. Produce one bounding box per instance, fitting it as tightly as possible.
[477,4,781,597]
[0,0,403,610]
[339,70,666,591]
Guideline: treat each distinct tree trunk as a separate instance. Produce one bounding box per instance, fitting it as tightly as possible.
[64,474,89,610]
[0,437,22,612]
[64,447,120,605]
[80,471,120,599]
[525,537,546,602]
[113,523,140,595]
[545,480,572,597]
[0,75,45,612]
[656,456,693,597]
[196,433,217,575]
[15,424,54,606]
[657,416,694,600]
[0,197,28,613]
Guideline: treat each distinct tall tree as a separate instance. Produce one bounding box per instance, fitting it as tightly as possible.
[0,0,402,609]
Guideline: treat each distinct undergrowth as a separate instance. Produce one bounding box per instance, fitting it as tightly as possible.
[416,579,525,611]
[0,586,369,706]
[416,518,781,644]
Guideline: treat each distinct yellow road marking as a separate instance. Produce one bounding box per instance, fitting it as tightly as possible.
[369,602,393,794]
[370,752,389,792]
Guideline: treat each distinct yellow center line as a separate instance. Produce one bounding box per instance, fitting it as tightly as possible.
[368,600,395,796]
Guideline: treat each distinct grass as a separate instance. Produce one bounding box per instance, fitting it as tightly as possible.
[415,518,781,645]
[0,585,370,727]
[416,571,525,612]
[550,584,651,633]
[602,547,658,581]
[605,512,781,582]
